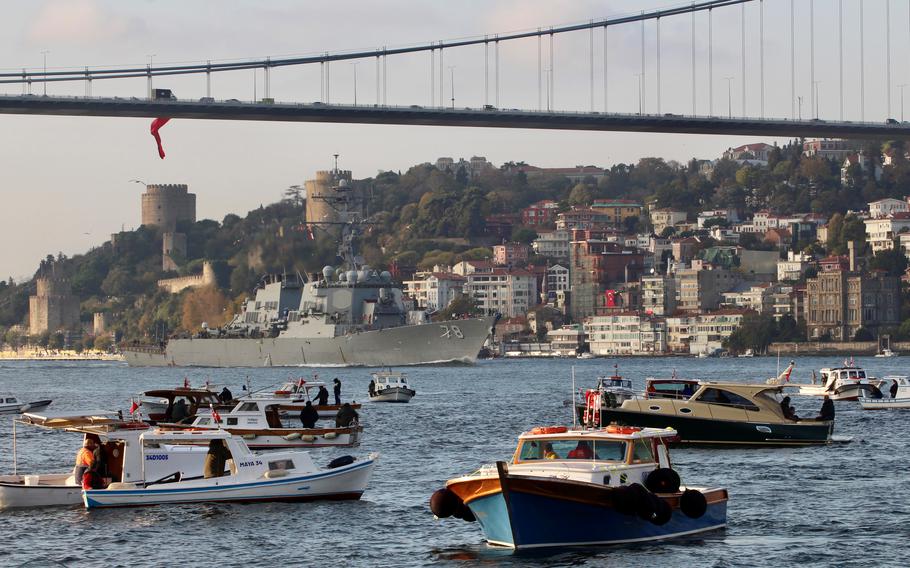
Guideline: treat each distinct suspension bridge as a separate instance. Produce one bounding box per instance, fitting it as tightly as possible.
[1,0,909,139]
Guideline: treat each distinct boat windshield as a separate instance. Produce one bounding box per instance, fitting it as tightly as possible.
[696,388,759,411]
[516,439,626,462]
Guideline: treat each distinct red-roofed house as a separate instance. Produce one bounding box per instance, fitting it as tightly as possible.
[724,143,774,161]
[521,200,560,226]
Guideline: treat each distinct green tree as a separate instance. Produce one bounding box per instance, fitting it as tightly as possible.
[869,246,909,276]
[435,293,480,320]
[511,227,538,245]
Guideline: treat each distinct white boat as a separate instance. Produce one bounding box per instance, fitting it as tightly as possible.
[860,376,910,409]
[874,348,899,358]
[0,394,52,415]
[369,371,415,403]
[0,411,214,509]
[160,399,362,448]
[242,379,362,419]
[83,429,377,508]
[576,352,595,360]
[796,363,880,401]
[738,349,755,358]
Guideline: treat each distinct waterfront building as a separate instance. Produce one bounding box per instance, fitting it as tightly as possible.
[720,282,775,314]
[569,236,644,321]
[650,208,687,235]
[688,310,748,355]
[546,325,587,356]
[532,230,570,260]
[463,268,537,318]
[868,198,909,219]
[863,213,910,253]
[493,242,530,266]
[585,313,667,355]
[403,272,465,312]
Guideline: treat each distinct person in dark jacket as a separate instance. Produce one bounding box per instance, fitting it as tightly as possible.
[816,396,835,421]
[890,380,899,398]
[203,440,231,479]
[368,379,376,397]
[315,386,330,406]
[333,378,342,405]
[780,396,799,421]
[171,398,189,422]
[335,403,359,428]
[219,387,233,403]
[299,401,319,429]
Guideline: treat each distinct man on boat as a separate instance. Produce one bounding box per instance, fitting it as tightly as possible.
[335,403,359,428]
[780,396,799,421]
[333,378,342,405]
[73,437,96,485]
[816,396,835,421]
[171,398,189,422]
[203,440,231,479]
[315,386,330,406]
[368,379,376,397]
[219,386,233,403]
[299,401,319,429]
[567,441,594,459]
[890,381,899,398]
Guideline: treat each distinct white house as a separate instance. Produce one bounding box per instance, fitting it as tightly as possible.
[868,198,909,219]
[864,213,910,253]
[584,314,667,355]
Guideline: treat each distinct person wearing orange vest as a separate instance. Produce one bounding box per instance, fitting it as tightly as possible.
[73,438,96,485]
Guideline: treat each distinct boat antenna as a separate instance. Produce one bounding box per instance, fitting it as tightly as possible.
[571,366,577,430]
[12,418,17,476]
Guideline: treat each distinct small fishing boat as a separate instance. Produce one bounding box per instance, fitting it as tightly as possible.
[860,376,910,409]
[432,424,728,549]
[1,410,215,509]
[0,394,52,415]
[369,371,415,403]
[796,362,880,401]
[242,379,362,419]
[137,385,224,423]
[874,348,898,358]
[573,366,637,418]
[576,352,595,360]
[738,349,755,358]
[593,381,835,446]
[160,400,362,448]
[83,429,377,509]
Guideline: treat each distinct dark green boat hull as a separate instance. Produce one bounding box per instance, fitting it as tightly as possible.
[585,407,833,446]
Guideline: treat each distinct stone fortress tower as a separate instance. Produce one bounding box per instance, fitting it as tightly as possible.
[140,183,197,271]
[304,168,353,226]
[29,261,80,335]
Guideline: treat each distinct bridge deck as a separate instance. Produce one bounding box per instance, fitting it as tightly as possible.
[0,95,907,138]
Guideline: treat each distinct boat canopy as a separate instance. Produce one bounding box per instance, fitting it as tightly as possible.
[19,410,121,428]
[141,389,219,399]
[518,426,677,441]
[143,429,232,443]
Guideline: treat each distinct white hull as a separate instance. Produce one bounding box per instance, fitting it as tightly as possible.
[369,388,415,403]
[859,398,910,409]
[796,384,872,401]
[0,474,81,509]
[84,458,376,508]
[0,400,52,415]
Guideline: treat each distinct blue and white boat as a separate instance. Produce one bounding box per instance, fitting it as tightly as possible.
[432,424,727,549]
[83,429,377,509]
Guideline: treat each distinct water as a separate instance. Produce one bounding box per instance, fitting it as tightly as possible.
[1,357,908,567]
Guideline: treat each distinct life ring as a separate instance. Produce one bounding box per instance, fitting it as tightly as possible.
[605,424,641,435]
[530,425,568,435]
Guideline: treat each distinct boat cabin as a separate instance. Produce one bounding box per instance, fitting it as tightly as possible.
[595,375,633,392]
[372,372,410,390]
[191,401,285,429]
[507,426,676,486]
[140,388,222,423]
[819,366,871,389]
[624,382,802,423]
[645,378,700,400]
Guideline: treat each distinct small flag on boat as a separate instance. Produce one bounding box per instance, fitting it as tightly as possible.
[129,399,139,414]
[297,377,306,388]
[150,117,171,159]
[183,377,190,389]
[211,404,221,424]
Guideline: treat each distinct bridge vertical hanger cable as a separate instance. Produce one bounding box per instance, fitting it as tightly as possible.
[439,44,444,107]
[382,48,387,106]
[709,7,713,116]
[590,22,595,113]
[657,16,660,114]
[886,0,892,119]
[431,48,435,106]
[321,60,325,103]
[810,0,815,119]
[860,1,865,121]
[374,54,380,105]
[484,39,488,107]
[85,67,91,97]
[741,4,746,117]
[495,37,500,108]
[758,0,765,118]
[264,57,270,100]
[206,61,211,98]
[839,0,843,121]
[790,0,795,119]
[604,23,609,113]
[537,31,542,111]
[326,56,331,104]
[760,0,764,118]
[641,12,646,114]
[692,4,696,115]
[549,30,554,109]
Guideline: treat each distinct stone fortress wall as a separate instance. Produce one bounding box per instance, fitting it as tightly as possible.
[158,261,217,294]
[29,275,80,334]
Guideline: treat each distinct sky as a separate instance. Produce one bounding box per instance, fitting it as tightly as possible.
[0,0,905,279]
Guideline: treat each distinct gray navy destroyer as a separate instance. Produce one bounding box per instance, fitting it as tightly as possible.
[123,162,496,367]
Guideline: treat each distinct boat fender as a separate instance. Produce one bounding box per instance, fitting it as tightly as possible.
[328,455,356,469]
[265,469,289,479]
[283,432,302,441]
[631,484,657,521]
[242,434,257,440]
[429,488,461,519]
[645,468,681,493]
[324,432,338,440]
[680,489,708,519]
[301,435,317,442]
[651,496,673,526]
[454,503,476,522]
[610,485,638,516]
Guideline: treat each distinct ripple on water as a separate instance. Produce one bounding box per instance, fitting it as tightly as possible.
[2,357,910,567]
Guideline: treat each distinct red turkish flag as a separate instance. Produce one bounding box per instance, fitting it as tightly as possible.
[605,290,616,307]
[150,117,171,159]
[129,399,139,414]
